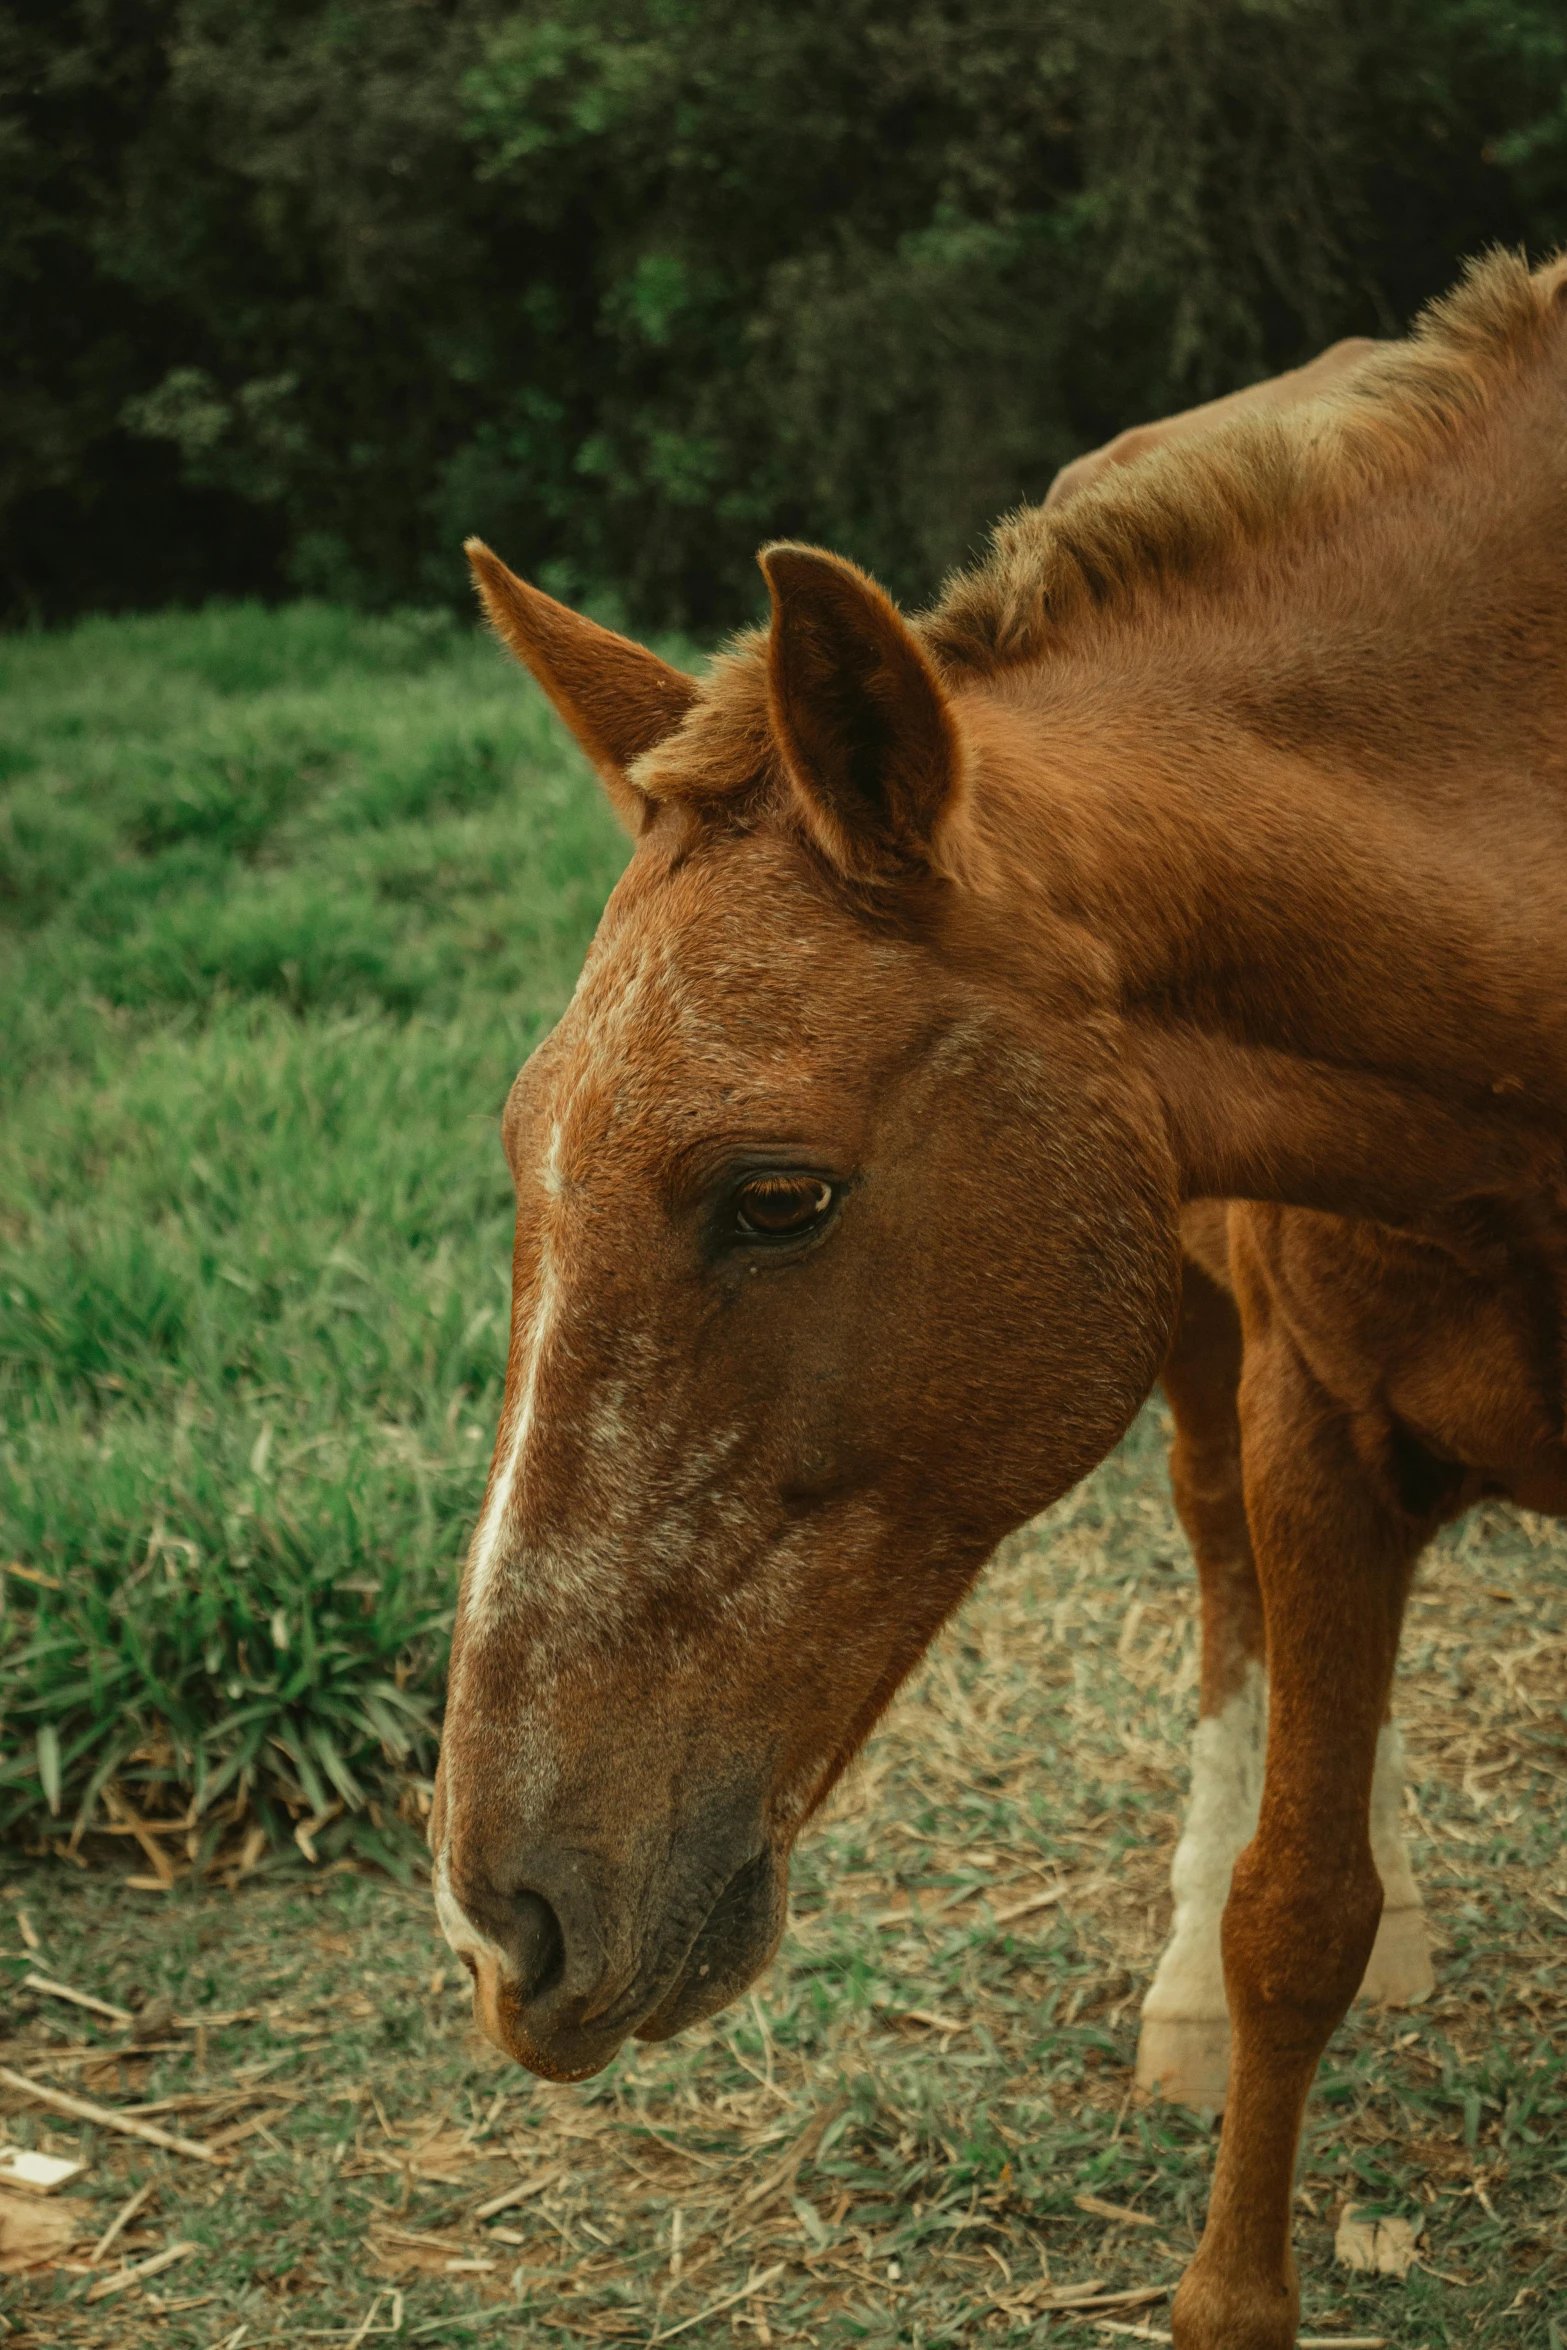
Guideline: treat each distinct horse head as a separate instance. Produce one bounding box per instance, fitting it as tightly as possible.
[431,537,1180,2080]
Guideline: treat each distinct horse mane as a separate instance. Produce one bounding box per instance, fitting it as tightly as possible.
[630,249,1566,810]
[925,249,1565,677]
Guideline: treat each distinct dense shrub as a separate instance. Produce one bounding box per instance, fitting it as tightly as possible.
[4,0,1565,628]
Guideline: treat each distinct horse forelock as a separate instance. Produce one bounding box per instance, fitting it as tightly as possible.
[626,630,778,812]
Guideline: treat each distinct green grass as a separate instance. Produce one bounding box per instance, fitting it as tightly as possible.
[0,601,630,1853]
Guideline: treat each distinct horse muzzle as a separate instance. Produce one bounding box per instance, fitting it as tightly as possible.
[438,1818,787,2081]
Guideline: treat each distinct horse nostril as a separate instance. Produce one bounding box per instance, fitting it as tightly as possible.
[507,1888,565,2005]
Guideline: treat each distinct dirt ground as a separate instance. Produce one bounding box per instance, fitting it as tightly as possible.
[2,1404,1564,2348]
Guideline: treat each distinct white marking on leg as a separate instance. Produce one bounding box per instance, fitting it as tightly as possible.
[1143,1659,1267,2024]
[1358,1713,1434,2004]
[1368,1720,1419,1908]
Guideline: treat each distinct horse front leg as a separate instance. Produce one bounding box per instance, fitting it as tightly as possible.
[1141,1253,1432,2113]
[1171,1285,1426,2350]
[1139,1249,1268,2111]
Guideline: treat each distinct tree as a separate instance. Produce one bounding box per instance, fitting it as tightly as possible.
[2,0,1563,627]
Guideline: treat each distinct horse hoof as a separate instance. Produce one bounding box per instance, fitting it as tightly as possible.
[1358,1904,1435,2007]
[1134,2015,1231,2111]
[1171,2260,1299,2350]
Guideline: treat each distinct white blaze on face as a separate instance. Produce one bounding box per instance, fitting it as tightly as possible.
[458,942,666,1637]
[433,1847,513,1981]
[463,1142,564,1632]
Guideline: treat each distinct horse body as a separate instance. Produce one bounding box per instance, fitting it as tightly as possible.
[434,252,1567,2350]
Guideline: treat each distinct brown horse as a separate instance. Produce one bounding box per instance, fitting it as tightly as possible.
[432,252,1567,2350]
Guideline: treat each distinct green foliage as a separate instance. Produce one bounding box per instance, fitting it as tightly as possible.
[4,0,1566,626]
[0,598,630,1849]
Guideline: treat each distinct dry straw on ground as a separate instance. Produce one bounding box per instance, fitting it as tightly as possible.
[1,1405,1563,2347]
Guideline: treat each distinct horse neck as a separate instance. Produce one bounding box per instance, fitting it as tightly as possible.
[959,598,1567,1227]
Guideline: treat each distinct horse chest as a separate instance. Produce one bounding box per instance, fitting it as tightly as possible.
[1243,1205,1567,1515]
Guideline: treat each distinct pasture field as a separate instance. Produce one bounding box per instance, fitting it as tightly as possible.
[1,609,1564,2347]
[0,603,629,1853]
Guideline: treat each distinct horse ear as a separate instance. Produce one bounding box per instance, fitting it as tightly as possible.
[466,539,699,833]
[759,543,965,879]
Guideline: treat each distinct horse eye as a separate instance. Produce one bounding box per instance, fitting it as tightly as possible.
[733,1175,834,1238]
